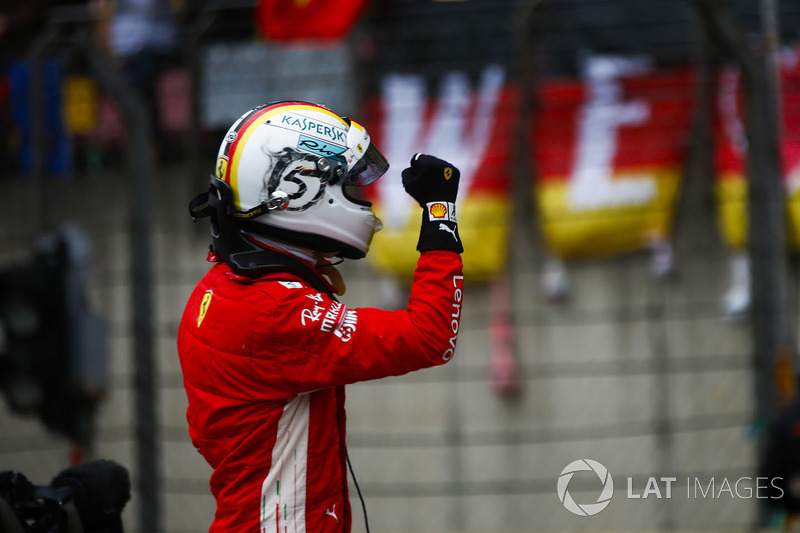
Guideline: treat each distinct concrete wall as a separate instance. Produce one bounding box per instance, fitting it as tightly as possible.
[0,159,765,532]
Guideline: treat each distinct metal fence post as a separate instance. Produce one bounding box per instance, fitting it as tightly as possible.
[689,0,791,525]
[79,32,161,533]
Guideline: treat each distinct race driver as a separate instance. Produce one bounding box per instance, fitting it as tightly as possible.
[177,101,464,532]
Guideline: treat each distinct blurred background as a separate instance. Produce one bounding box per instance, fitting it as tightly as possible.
[2,0,800,531]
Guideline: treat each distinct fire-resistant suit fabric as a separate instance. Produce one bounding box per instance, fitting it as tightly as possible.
[177,250,463,532]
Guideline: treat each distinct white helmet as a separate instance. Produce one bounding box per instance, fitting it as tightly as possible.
[210,101,389,260]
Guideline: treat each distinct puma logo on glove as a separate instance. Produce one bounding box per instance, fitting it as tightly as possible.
[439,223,459,241]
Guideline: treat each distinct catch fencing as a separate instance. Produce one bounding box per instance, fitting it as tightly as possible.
[1,1,799,531]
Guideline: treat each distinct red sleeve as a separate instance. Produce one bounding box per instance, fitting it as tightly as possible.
[256,250,463,392]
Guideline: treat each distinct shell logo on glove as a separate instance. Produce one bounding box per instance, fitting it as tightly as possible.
[429,202,448,220]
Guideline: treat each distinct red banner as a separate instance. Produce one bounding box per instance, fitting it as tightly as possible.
[363,66,518,281]
[533,56,696,258]
[256,0,369,41]
[715,46,800,249]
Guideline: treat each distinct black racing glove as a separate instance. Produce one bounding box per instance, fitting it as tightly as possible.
[401,153,463,253]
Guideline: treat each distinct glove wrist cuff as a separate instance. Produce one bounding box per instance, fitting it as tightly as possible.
[417,204,463,253]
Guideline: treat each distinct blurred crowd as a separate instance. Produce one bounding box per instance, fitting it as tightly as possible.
[0,0,186,177]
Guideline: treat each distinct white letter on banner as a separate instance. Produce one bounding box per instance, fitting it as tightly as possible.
[569,55,656,211]
[378,66,505,229]
[380,74,426,230]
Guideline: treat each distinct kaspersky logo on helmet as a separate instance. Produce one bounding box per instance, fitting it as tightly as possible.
[557,459,614,516]
[279,114,348,144]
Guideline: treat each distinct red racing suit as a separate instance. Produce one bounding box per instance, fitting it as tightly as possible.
[177,250,463,532]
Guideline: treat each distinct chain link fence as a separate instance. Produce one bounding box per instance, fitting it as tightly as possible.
[1,1,799,531]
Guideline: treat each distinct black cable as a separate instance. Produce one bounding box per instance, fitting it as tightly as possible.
[346,447,371,533]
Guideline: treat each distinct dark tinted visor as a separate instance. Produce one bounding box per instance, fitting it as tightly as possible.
[344,143,389,186]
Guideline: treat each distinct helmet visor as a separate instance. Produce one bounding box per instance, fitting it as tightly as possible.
[344,143,389,187]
